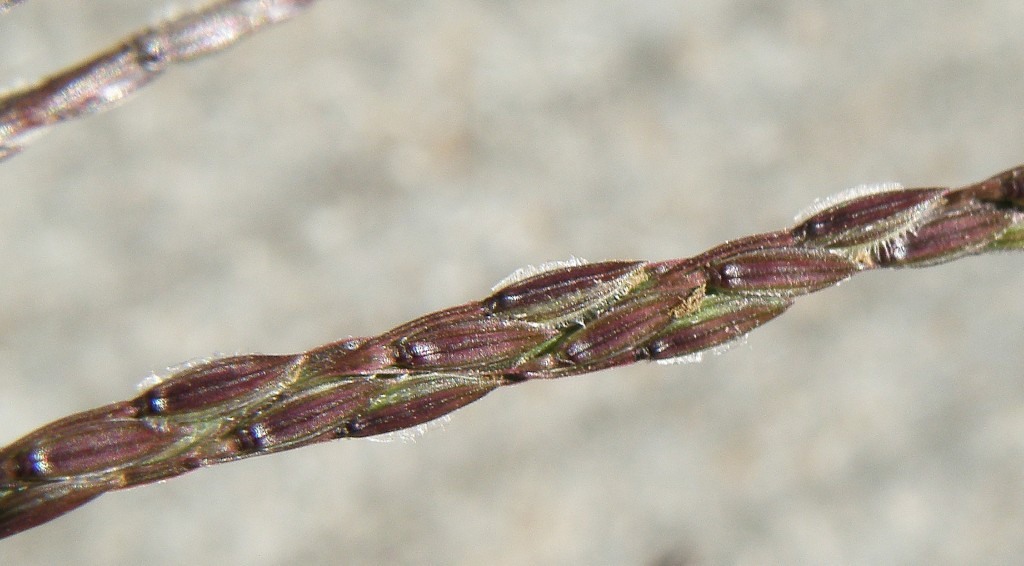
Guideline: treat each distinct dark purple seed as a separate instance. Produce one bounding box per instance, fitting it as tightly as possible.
[708,248,857,296]
[485,261,645,323]
[344,377,497,438]
[140,355,295,415]
[558,295,678,365]
[396,319,557,370]
[697,231,797,265]
[874,202,1014,267]
[959,165,1024,206]
[232,379,379,453]
[644,299,791,361]
[794,188,943,247]
[1,419,184,480]
[0,402,143,483]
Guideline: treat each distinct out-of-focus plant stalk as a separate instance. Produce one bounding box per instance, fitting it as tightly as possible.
[0,0,317,161]
[2,164,1022,539]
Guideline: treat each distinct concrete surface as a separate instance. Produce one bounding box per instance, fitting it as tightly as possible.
[2,1,1024,564]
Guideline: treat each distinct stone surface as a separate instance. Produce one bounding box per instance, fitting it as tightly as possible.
[2,1,1024,564]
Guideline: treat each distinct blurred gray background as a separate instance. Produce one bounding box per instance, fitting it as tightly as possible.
[2,1,1024,564]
